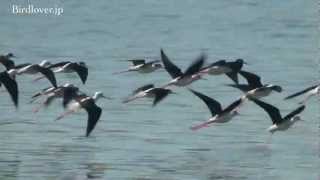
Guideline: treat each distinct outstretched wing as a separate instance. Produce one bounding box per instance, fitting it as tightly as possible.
[127,59,145,66]
[145,60,160,65]
[160,49,183,78]
[250,98,282,124]
[225,72,239,84]
[34,66,57,88]
[184,54,206,76]
[14,63,31,69]
[284,85,319,100]
[283,105,305,120]
[0,72,18,107]
[133,84,154,94]
[189,89,222,116]
[225,59,244,72]
[222,98,243,114]
[62,87,80,108]
[80,99,102,137]
[47,61,70,69]
[226,84,253,92]
[150,88,170,106]
[70,63,88,84]
[239,70,263,88]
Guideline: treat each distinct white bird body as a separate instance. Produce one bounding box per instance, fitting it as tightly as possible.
[189,89,244,131]
[250,98,305,134]
[66,92,104,111]
[299,86,319,104]
[245,87,273,99]
[205,66,232,75]
[17,65,38,74]
[209,111,238,123]
[160,49,206,88]
[54,63,74,73]
[166,74,202,87]
[268,116,300,133]
[128,63,160,73]
[123,84,173,106]
[192,111,239,130]
[17,60,51,75]
[114,60,162,74]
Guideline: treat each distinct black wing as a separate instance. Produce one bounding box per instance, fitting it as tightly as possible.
[225,72,239,84]
[284,85,319,100]
[221,98,243,114]
[145,60,160,65]
[208,60,227,68]
[200,60,227,71]
[47,61,71,69]
[239,70,263,88]
[160,49,183,78]
[189,89,222,116]
[150,88,170,106]
[250,98,282,124]
[226,84,253,92]
[0,72,18,107]
[14,63,31,69]
[133,84,154,94]
[34,66,57,88]
[183,54,206,76]
[62,87,80,108]
[31,86,56,98]
[127,59,145,66]
[225,59,244,72]
[80,99,102,137]
[283,105,305,120]
[70,63,88,84]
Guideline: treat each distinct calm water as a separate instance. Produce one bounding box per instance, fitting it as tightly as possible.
[0,0,319,179]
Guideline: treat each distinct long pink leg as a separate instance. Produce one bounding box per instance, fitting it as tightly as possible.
[55,110,76,121]
[112,69,132,75]
[33,76,45,82]
[32,105,42,113]
[190,121,213,131]
[122,95,140,104]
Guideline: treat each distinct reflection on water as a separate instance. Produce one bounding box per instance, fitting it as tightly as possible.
[0,159,21,180]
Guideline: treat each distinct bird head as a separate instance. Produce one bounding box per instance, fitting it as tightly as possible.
[235,58,247,65]
[6,53,15,58]
[271,85,282,92]
[79,62,87,67]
